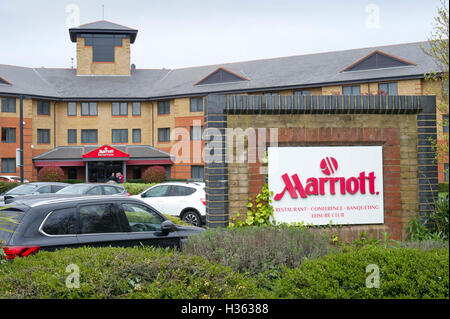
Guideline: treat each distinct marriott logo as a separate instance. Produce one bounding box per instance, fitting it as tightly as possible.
[274,157,379,200]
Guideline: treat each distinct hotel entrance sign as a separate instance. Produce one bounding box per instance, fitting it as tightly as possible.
[268,146,384,225]
[82,145,130,159]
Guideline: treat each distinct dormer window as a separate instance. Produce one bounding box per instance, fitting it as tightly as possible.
[341,50,416,72]
[0,76,11,85]
[195,67,249,86]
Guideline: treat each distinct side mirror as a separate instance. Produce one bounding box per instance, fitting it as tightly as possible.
[140,193,146,198]
[161,220,175,235]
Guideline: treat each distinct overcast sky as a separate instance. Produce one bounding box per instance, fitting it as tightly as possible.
[0,0,443,69]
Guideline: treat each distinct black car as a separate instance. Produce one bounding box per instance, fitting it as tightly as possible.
[0,196,204,259]
[0,182,70,205]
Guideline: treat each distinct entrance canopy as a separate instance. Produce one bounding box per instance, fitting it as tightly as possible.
[33,145,174,167]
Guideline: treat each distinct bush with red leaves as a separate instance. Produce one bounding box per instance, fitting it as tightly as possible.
[38,166,65,182]
[142,166,167,183]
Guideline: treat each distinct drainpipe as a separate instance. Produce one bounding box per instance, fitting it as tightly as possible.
[53,101,57,147]
[19,96,24,183]
[152,101,154,147]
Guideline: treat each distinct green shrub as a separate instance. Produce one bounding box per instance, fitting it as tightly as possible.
[0,246,265,299]
[0,181,20,194]
[230,183,274,227]
[408,193,449,241]
[142,166,167,183]
[164,214,190,226]
[438,183,449,193]
[271,246,449,299]
[399,240,449,250]
[183,226,334,279]
[38,166,64,182]
[122,182,155,195]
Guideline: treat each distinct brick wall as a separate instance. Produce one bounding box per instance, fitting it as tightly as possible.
[225,110,422,241]
[76,37,131,76]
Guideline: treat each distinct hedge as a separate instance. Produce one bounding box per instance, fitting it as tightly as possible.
[122,182,155,195]
[0,247,266,299]
[0,181,20,195]
[439,183,449,193]
[271,246,449,299]
[183,226,334,278]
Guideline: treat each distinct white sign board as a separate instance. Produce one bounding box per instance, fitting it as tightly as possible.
[268,146,384,225]
[16,148,21,167]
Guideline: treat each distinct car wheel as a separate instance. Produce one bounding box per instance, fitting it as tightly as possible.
[181,210,202,227]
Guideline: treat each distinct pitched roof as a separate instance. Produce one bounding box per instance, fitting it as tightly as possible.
[33,145,173,160]
[69,20,138,43]
[77,20,137,31]
[0,41,441,100]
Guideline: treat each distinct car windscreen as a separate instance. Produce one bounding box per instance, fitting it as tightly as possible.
[4,184,38,195]
[0,209,25,244]
[56,184,92,195]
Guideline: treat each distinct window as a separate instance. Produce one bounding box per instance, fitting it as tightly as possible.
[112,102,128,116]
[143,185,170,197]
[81,129,98,143]
[36,185,52,194]
[157,101,170,115]
[294,90,310,96]
[112,129,128,143]
[133,167,141,179]
[168,186,196,196]
[37,101,50,115]
[67,102,77,116]
[79,204,122,234]
[443,114,449,134]
[342,86,361,95]
[103,186,120,195]
[122,203,164,232]
[68,167,77,180]
[132,129,141,143]
[86,186,103,195]
[41,208,78,235]
[378,83,398,95]
[132,102,141,116]
[80,34,127,62]
[1,128,16,143]
[1,158,15,173]
[191,166,204,180]
[165,166,171,179]
[190,126,203,141]
[158,128,170,142]
[37,129,50,144]
[190,97,204,112]
[1,97,16,113]
[68,129,77,144]
[81,102,97,116]
[52,185,68,192]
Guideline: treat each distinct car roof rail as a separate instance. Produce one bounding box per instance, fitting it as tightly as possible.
[186,178,204,184]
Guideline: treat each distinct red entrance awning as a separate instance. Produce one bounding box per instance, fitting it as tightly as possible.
[34,161,85,167]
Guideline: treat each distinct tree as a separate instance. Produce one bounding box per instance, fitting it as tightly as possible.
[421,0,449,171]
